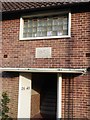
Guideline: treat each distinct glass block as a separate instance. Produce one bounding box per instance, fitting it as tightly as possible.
[42,27,47,32]
[63,18,68,25]
[40,19,43,26]
[59,24,63,29]
[52,25,58,31]
[52,31,57,36]
[47,31,52,36]
[57,31,63,36]
[58,19,63,25]
[41,20,47,26]
[63,24,67,30]
[27,33,31,37]
[32,27,37,33]
[27,24,30,28]
[63,30,68,35]
[42,32,46,37]
[23,14,68,38]
[47,26,52,31]
[23,28,28,33]
[38,23,41,27]
[40,32,43,37]
[52,18,58,26]
[36,32,41,37]
[28,20,32,26]
[29,28,32,33]
[32,23,37,27]
[32,33,37,37]
[23,33,27,38]
[24,22,28,28]
[47,18,52,26]
[27,30,31,33]
[58,26,63,31]
[32,20,37,27]
[37,27,42,32]
[37,20,42,27]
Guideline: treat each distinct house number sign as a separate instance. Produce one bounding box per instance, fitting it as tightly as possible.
[21,86,30,90]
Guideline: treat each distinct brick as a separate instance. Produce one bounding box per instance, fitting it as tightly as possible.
[1,8,90,119]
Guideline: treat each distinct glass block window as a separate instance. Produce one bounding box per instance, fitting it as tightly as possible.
[20,12,71,40]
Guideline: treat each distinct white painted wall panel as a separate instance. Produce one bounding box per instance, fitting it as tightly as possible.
[18,73,31,119]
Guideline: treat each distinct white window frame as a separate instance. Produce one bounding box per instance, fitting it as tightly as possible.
[19,11,71,40]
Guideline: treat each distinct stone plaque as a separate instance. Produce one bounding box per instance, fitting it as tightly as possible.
[35,47,52,58]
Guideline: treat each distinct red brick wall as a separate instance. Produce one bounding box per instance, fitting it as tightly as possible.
[62,73,90,119]
[1,9,90,119]
[2,12,90,68]
[0,20,2,67]
[1,72,19,118]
